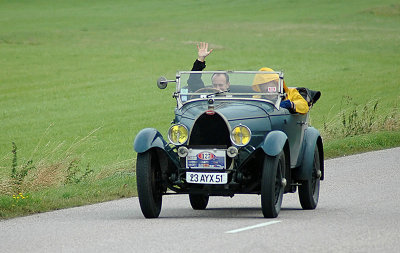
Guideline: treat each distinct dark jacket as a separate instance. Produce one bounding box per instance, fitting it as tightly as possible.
[187,60,206,92]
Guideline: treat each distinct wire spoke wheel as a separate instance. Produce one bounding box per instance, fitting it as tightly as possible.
[261,151,285,218]
[136,150,163,218]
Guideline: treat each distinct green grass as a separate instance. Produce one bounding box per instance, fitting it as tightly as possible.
[324,131,400,159]
[1,0,399,218]
[0,175,136,219]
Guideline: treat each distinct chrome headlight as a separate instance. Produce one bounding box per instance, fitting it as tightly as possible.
[168,124,189,145]
[230,125,251,146]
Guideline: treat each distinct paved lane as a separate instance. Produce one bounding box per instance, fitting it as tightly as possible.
[1,147,399,252]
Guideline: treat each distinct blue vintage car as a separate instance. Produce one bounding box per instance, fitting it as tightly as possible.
[134,70,323,218]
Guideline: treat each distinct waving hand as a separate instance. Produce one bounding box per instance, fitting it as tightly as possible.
[197,42,213,62]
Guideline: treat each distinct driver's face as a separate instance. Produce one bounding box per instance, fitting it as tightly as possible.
[212,74,230,91]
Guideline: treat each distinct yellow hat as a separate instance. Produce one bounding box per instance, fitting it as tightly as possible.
[252,67,279,92]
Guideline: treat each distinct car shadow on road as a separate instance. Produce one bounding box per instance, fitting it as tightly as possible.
[158,206,303,219]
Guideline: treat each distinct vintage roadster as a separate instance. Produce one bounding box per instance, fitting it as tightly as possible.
[133,70,323,218]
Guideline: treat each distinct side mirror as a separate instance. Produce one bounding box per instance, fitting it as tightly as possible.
[157,76,176,89]
[157,77,168,89]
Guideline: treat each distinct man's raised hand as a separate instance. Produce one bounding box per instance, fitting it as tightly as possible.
[197,42,213,62]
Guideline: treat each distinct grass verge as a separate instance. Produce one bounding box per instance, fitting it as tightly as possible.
[324,131,400,159]
[0,175,136,219]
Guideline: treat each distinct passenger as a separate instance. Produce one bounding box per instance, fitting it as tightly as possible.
[252,67,309,114]
[187,42,230,92]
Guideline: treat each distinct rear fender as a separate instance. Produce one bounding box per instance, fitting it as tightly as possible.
[261,131,288,157]
[295,127,324,180]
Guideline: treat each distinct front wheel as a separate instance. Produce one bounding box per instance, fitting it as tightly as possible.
[298,146,321,210]
[189,194,209,210]
[261,151,285,218]
[136,150,163,218]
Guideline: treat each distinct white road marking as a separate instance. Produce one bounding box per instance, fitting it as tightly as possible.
[225,220,282,234]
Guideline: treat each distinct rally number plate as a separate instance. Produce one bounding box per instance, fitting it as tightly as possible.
[186,149,226,169]
[186,172,227,184]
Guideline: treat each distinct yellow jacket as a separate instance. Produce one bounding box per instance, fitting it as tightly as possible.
[283,83,309,114]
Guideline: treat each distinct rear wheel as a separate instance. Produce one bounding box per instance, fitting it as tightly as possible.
[261,151,285,218]
[189,194,209,210]
[136,150,163,218]
[299,146,321,209]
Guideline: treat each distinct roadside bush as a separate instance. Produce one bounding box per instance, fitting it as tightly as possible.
[322,97,399,140]
[0,128,100,196]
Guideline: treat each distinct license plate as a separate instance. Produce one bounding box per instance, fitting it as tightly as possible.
[186,172,227,184]
[186,149,226,169]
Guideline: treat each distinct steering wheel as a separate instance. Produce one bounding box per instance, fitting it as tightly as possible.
[195,87,220,93]
[189,87,221,99]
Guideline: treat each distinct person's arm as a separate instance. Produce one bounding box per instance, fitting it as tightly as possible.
[281,88,309,114]
[187,60,205,92]
[191,59,206,71]
[290,89,309,113]
[187,42,213,92]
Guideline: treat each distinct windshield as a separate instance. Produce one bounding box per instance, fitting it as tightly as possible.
[175,71,284,108]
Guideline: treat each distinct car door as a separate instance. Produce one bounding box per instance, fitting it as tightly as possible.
[280,112,308,168]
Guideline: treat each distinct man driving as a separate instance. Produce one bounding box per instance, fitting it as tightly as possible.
[211,73,230,92]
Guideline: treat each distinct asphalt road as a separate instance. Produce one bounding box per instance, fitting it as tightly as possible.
[1,147,399,253]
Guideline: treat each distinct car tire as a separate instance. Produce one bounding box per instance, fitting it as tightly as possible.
[261,151,285,218]
[136,150,163,218]
[298,146,320,210]
[189,194,209,210]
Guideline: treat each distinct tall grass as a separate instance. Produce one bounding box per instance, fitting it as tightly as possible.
[0,127,136,218]
[1,127,96,194]
[322,97,399,140]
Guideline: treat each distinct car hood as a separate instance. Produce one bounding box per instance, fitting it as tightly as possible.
[176,100,274,147]
[177,100,274,122]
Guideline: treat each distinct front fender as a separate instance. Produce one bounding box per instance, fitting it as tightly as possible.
[295,127,324,180]
[261,130,288,157]
[133,128,167,153]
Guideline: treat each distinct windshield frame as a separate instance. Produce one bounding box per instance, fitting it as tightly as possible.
[174,70,285,109]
